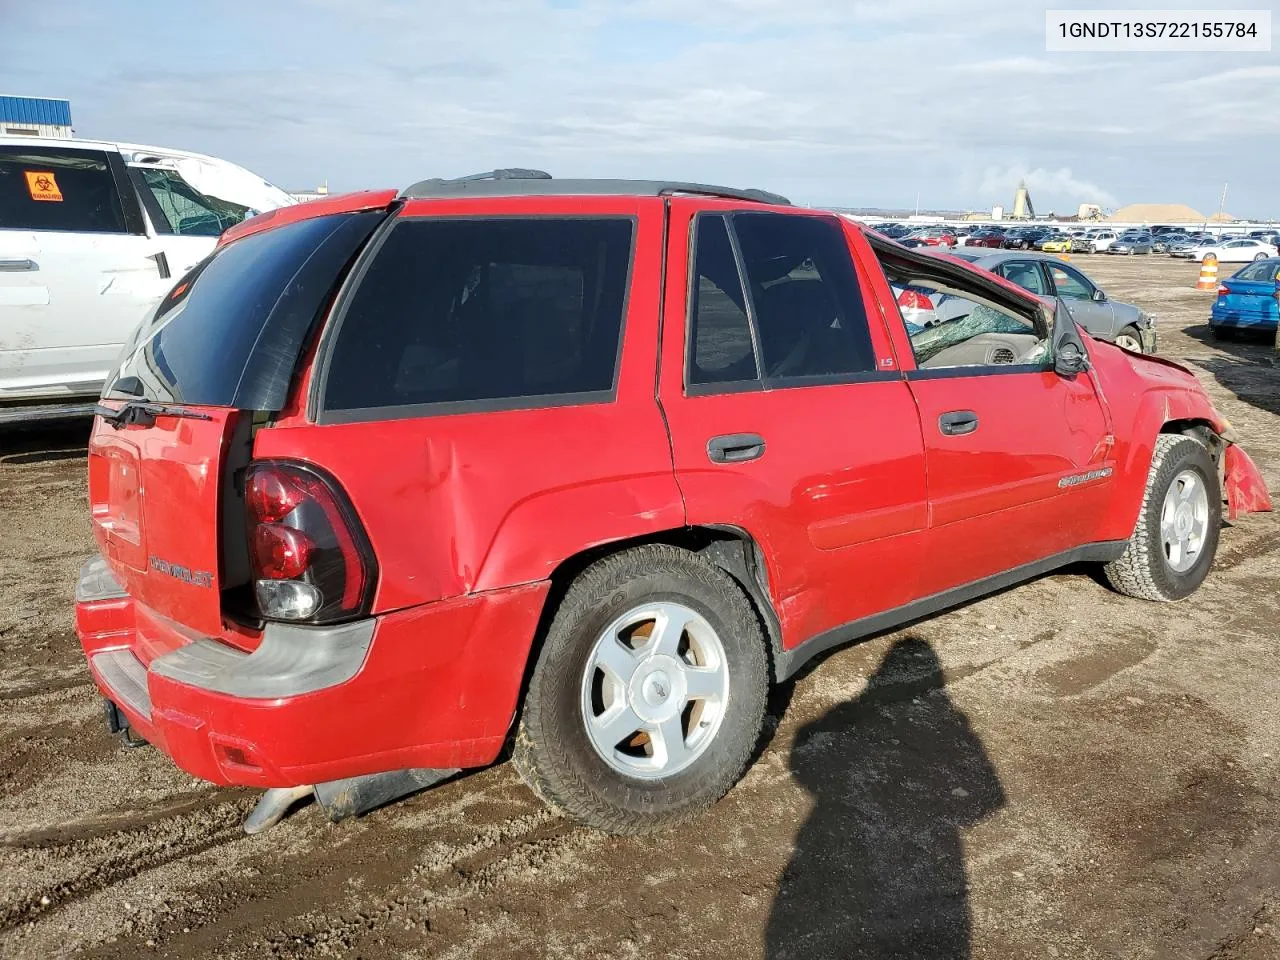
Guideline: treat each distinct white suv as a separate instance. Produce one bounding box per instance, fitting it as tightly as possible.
[0,137,294,419]
[1080,230,1118,253]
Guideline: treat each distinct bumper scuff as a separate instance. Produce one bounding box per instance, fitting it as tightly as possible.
[75,555,549,789]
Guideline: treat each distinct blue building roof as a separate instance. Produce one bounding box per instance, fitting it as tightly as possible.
[0,96,72,127]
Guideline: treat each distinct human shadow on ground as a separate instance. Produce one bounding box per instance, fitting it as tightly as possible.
[1184,353,1280,419]
[766,638,1006,960]
[0,420,91,464]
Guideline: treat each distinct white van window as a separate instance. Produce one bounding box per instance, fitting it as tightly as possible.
[0,145,128,233]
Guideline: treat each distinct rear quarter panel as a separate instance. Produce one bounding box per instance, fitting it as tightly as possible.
[255,195,685,610]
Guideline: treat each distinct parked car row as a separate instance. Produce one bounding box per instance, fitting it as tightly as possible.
[871,221,1280,262]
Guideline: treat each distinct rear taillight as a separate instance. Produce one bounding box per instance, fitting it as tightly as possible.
[243,461,376,623]
[1217,285,1229,297]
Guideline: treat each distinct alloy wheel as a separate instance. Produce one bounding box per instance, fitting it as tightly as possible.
[580,601,730,780]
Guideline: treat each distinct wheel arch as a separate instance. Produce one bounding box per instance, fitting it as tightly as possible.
[505,525,785,746]
[1101,400,1230,542]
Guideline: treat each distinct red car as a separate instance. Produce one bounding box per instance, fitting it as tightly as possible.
[964,230,1006,249]
[76,173,1271,834]
[906,226,957,247]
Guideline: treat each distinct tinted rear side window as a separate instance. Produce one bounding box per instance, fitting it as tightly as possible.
[0,146,127,233]
[321,217,634,417]
[688,215,758,387]
[105,211,385,408]
[732,212,875,382]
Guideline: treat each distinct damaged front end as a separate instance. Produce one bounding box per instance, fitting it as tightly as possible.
[1223,443,1273,519]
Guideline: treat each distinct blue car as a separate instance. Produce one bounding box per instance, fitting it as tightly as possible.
[1210,258,1280,337]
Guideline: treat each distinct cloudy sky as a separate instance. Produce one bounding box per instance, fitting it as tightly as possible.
[2,0,1277,216]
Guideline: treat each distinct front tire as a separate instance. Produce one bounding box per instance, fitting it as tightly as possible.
[1114,325,1144,353]
[513,544,769,834]
[1104,435,1221,601]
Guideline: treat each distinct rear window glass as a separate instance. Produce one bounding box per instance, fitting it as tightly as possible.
[1236,261,1280,282]
[0,146,127,233]
[105,211,384,409]
[321,217,634,417]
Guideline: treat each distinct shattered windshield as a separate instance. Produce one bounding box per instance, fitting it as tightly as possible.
[909,304,1041,365]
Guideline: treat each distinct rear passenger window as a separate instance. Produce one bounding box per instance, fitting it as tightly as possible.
[1047,264,1093,300]
[996,261,1047,296]
[732,213,875,382]
[688,215,758,387]
[0,146,128,233]
[323,217,633,415]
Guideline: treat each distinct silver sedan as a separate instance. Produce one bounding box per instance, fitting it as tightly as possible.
[940,250,1157,353]
[1109,235,1155,255]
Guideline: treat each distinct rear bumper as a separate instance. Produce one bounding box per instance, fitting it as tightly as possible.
[76,557,549,787]
[1209,310,1278,331]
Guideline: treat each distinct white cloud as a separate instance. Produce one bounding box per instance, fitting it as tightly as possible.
[954,57,1066,75]
[1166,65,1280,90]
[978,165,1119,211]
[1,0,1277,215]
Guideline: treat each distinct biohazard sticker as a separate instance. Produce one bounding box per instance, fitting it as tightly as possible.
[24,171,63,202]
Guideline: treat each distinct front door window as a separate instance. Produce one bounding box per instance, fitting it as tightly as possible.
[132,167,252,236]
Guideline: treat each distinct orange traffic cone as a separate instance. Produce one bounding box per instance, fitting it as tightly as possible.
[1196,255,1218,291]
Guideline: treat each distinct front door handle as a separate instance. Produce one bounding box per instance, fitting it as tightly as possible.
[938,410,979,436]
[0,258,38,272]
[707,433,766,463]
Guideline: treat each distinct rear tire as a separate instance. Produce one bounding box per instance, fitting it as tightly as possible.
[513,544,769,834]
[1104,435,1221,602]
[1255,252,1268,261]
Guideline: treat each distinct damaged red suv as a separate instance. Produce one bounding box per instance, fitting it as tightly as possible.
[77,171,1272,834]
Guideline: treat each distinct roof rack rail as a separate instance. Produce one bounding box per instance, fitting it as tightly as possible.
[399,174,789,206]
[451,168,552,182]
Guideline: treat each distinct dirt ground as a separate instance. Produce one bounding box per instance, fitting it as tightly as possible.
[1,253,1278,960]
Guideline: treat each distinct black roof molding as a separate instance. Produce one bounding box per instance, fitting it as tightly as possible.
[399,171,790,206]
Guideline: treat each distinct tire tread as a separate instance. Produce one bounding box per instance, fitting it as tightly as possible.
[1104,434,1219,602]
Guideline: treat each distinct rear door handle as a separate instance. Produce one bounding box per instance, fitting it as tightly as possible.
[0,258,38,272]
[938,410,979,436]
[707,433,766,463]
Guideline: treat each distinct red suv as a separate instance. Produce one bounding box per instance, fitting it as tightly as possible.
[76,172,1271,834]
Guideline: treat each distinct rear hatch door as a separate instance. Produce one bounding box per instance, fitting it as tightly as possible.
[90,407,238,636]
[88,208,389,635]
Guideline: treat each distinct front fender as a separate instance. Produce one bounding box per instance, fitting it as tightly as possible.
[1094,356,1233,540]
